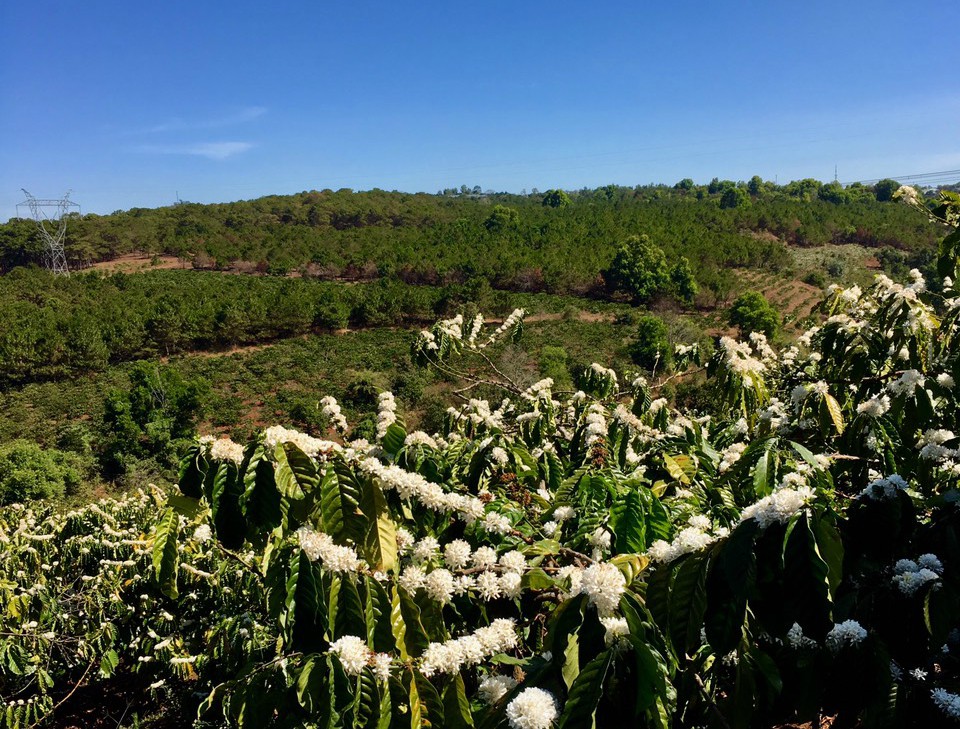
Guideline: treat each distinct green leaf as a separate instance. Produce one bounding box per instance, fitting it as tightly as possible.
[353,670,380,728]
[782,512,832,637]
[408,672,423,729]
[821,393,845,435]
[630,638,667,715]
[548,594,586,690]
[285,550,327,652]
[334,575,365,641]
[746,645,782,695]
[645,493,672,546]
[359,475,398,573]
[382,422,407,458]
[364,575,396,654]
[297,654,336,721]
[241,447,282,531]
[705,520,758,654]
[811,514,844,595]
[441,674,475,728]
[152,507,180,599]
[668,554,707,656]
[609,553,649,586]
[211,462,246,550]
[555,467,588,503]
[563,628,581,691]
[558,650,613,729]
[328,461,366,545]
[610,488,646,554]
[789,441,823,471]
[377,680,393,729]
[168,492,202,519]
[413,671,444,728]
[178,446,206,498]
[642,563,671,636]
[520,568,555,591]
[99,649,119,678]
[543,450,565,492]
[663,453,696,484]
[752,449,773,498]
[396,586,430,658]
[522,539,562,557]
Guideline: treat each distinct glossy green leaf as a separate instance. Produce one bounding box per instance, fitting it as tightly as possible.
[359,476,398,573]
[558,650,613,729]
[610,488,646,554]
[152,507,180,599]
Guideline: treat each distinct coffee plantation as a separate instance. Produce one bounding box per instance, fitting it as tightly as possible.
[2,190,960,727]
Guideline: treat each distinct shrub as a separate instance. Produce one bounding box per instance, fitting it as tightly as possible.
[803,271,827,288]
[343,372,385,407]
[0,440,83,504]
[541,189,572,208]
[720,186,749,209]
[729,290,780,337]
[628,314,672,371]
[99,362,208,478]
[539,345,573,389]
[392,368,428,405]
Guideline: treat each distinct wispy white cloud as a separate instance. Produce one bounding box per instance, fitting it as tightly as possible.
[134,141,254,159]
[134,107,267,134]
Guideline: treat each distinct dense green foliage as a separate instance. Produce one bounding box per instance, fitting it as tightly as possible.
[0,183,940,302]
[729,291,781,338]
[0,299,646,493]
[99,362,209,480]
[0,440,85,504]
[0,270,530,386]
[3,184,959,727]
[0,490,253,727]
[628,315,672,371]
[6,215,960,725]
[604,235,671,303]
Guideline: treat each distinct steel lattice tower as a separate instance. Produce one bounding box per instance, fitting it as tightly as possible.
[16,190,80,276]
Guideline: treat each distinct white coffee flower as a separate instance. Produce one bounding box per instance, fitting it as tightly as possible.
[208,437,245,465]
[601,616,630,647]
[425,568,455,605]
[479,674,518,706]
[579,563,626,616]
[329,636,371,675]
[472,546,498,569]
[499,550,527,574]
[931,688,960,720]
[443,539,472,569]
[826,620,867,651]
[506,687,559,729]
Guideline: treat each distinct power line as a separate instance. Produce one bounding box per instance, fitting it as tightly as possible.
[847,169,960,186]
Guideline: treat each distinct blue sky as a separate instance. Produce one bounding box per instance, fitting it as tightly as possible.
[1,0,958,220]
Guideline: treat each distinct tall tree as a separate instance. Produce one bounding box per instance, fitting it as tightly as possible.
[605,234,670,303]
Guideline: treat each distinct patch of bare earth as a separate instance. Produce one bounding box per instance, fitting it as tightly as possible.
[732,270,823,330]
[84,254,186,273]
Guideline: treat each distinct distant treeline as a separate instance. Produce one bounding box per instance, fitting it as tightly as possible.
[0,268,571,386]
[0,179,939,299]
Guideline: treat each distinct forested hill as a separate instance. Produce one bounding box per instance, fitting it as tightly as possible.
[1,179,940,296]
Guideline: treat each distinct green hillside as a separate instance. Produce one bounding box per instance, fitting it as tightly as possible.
[1,180,940,302]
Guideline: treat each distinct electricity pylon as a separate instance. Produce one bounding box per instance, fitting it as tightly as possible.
[16,189,80,275]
